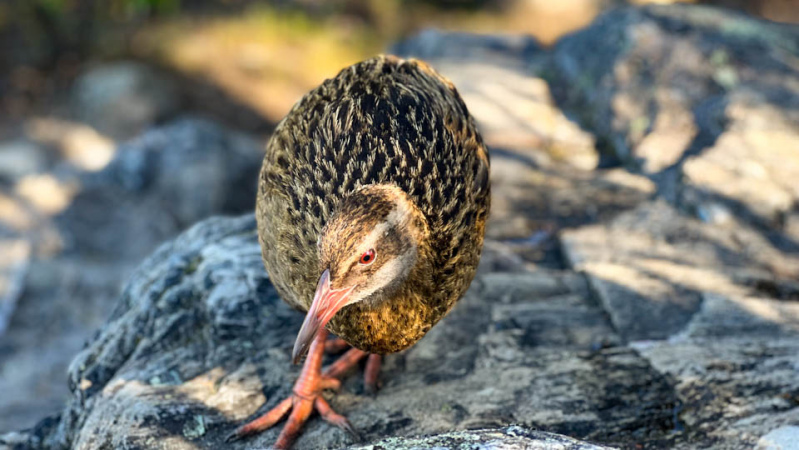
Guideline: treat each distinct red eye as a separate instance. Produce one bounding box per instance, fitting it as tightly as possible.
[359,249,376,265]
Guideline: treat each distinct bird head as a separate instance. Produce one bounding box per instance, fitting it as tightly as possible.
[292,184,430,363]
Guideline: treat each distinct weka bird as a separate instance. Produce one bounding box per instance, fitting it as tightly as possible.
[229,55,490,448]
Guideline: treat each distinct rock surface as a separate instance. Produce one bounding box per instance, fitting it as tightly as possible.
[2,3,799,450]
[393,29,601,171]
[351,426,612,449]
[561,199,799,341]
[1,216,655,450]
[552,5,799,229]
[0,119,264,434]
[72,62,180,141]
[0,238,29,335]
[57,117,263,260]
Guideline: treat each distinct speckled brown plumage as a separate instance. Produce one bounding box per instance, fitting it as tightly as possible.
[255,54,490,354]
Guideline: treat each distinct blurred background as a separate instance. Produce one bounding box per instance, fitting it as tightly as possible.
[0,0,798,441]
[0,0,797,142]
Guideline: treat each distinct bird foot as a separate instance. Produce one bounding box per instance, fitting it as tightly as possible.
[225,388,359,448]
[227,330,370,449]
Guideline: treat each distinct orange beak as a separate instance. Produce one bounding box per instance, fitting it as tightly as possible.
[292,269,356,364]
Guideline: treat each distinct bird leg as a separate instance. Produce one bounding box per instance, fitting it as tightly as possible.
[226,329,368,449]
[364,354,382,394]
[325,337,383,394]
[324,337,351,354]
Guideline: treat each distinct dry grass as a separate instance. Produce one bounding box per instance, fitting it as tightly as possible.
[132,5,384,121]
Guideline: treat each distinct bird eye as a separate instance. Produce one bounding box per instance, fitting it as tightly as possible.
[359,249,376,265]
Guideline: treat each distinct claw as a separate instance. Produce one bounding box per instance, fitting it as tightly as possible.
[315,397,362,442]
[338,417,362,442]
[224,431,242,443]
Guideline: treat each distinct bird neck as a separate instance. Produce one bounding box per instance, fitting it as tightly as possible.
[378,186,436,305]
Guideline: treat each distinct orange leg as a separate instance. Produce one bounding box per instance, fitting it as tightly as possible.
[226,329,367,449]
[364,354,382,394]
[324,337,350,354]
[325,337,383,394]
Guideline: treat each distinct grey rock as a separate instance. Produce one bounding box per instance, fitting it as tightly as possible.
[0,238,29,335]
[552,4,799,228]
[0,140,48,182]
[487,161,654,248]
[58,117,263,260]
[0,119,264,434]
[636,335,799,448]
[394,30,599,171]
[392,29,541,63]
[677,293,799,340]
[351,425,614,449]
[634,292,799,448]
[72,61,180,140]
[2,216,677,449]
[562,194,799,447]
[638,338,799,448]
[562,200,799,341]
[757,426,799,450]
[680,91,799,228]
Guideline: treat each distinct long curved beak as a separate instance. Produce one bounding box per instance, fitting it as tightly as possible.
[292,269,356,364]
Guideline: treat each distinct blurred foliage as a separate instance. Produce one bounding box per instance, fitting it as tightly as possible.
[1,0,512,69]
[32,0,181,18]
[2,0,797,72]
[132,3,386,120]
